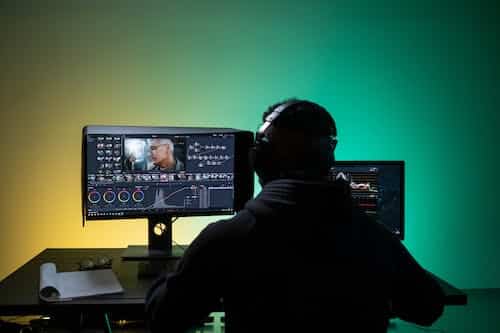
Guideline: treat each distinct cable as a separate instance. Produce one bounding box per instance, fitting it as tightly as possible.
[104,313,112,333]
[0,319,29,333]
[0,316,22,323]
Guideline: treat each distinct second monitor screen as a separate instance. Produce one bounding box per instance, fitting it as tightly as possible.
[332,162,404,239]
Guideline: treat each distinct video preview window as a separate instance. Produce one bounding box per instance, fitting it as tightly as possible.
[124,137,186,172]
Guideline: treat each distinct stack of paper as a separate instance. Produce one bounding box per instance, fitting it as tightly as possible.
[39,262,123,302]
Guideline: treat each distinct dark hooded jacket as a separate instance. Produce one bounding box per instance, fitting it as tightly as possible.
[146,179,444,332]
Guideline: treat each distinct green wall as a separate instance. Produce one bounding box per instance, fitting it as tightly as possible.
[0,0,499,288]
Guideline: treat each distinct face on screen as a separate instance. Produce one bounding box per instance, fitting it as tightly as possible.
[123,138,184,172]
[149,139,175,170]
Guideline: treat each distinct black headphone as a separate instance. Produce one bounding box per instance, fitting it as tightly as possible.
[251,100,337,184]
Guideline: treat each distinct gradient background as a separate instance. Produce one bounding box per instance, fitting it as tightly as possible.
[0,0,498,289]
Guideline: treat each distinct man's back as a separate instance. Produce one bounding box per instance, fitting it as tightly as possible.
[146,179,444,332]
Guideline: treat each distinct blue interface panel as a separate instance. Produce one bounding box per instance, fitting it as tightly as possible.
[85,132,235,218]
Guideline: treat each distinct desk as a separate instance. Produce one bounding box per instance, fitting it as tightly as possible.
[0,248,469,331]
[0,248,179,317]
[389,289,500,332]
[2,290,497,333]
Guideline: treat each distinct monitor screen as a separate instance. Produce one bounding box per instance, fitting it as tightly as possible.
[332,161,405,239]
[82,126,254,220]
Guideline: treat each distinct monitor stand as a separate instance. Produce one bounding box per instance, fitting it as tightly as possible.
[121,215,184,261]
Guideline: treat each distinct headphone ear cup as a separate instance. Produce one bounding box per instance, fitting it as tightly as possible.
[311,137,336,173]
[252,141,265,172]
[251,139,273,183]
[249,145,258,172]
[326,138,336,168]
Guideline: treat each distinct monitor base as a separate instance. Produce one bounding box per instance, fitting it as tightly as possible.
[121,215,180,261]
[121,245,184,260]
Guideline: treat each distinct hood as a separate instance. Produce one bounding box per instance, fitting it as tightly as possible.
[244,178,352,220]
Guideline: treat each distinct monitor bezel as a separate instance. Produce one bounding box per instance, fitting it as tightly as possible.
[82,125,254,221]
[334,160,405,240]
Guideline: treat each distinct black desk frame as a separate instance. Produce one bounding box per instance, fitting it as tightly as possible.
[0,248,467,325]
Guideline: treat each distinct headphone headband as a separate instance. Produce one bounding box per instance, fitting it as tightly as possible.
[257,100,302,138]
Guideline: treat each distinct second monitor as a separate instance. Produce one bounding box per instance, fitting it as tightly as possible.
[332,161,405,240]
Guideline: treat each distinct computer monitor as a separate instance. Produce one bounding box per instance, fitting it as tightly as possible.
[332,161,405,239]
[82,126,254,259]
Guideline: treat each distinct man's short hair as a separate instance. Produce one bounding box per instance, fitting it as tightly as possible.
[150,138,174,151]
[263,98,337,138]
[256,98,337,181]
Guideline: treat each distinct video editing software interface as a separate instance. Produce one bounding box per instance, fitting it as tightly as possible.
[85,131,236,218]
[332,162,404,239]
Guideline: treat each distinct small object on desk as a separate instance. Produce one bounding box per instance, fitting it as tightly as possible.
[39,262,124,302]
[78,256,113,270]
